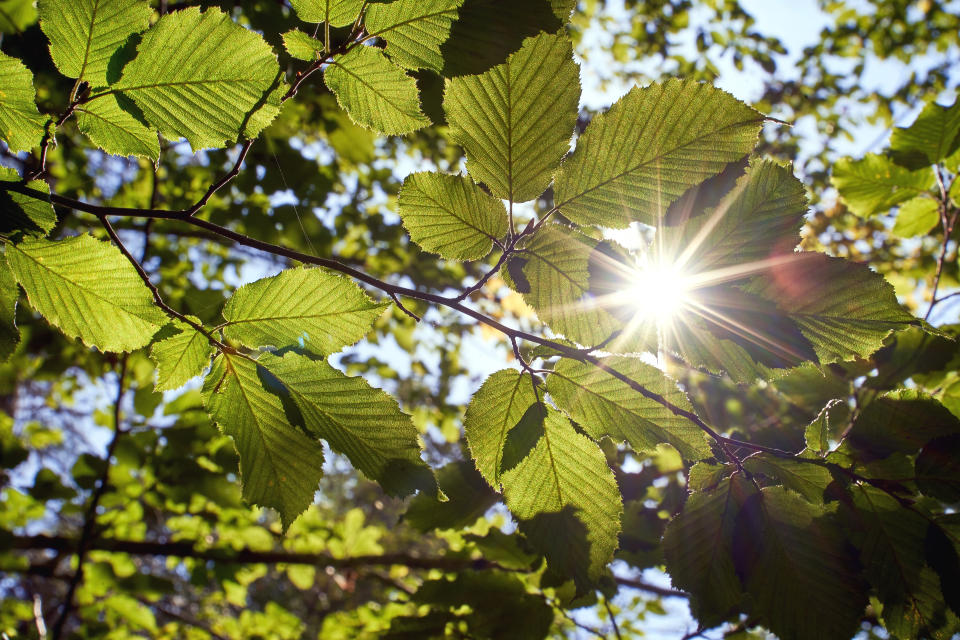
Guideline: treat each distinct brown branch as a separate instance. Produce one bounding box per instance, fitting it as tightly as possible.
[185,140,254,216]
[614,576,688,599]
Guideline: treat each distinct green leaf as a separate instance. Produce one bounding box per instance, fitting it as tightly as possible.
[0,52,46,152]
[743,252,917,363]
[149,318,214,392]
[501,404,622,591]
[38,0,151,87]
[663,475,755,624]
[404,460,498,532]
[258,352,435,498]
[203,352,323,528]
[0,0,37,34]
[444,32,579,203]
[831,153,934,218]
[847,391,960,461]
[547,356,712,461]
[734,487,867,640]
[890,98,960,169]
[892,196,939,238]
[554,78,763,228]
[221,267,386,356]
[803,399,843,456]
[742,453,832,504]
[6,235,167,352]
[463,368,539,487]
[75,93,159,160]
[288,0,363,26]
[915,434,960,503]
[0,256,19,362]
[365,0,463,72]
[113,7,282,150]
[0,167,56,237]
[282,29,323,61]
[397,172,507,260]
[324,46,429,135]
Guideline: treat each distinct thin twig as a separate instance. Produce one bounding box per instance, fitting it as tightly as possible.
[614,576,688,598]
[389,291,421,321]
[455,248,511,302]
[185,140,254,216]
[604,598,622,640]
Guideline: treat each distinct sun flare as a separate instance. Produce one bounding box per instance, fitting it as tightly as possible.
[626,262,694,324]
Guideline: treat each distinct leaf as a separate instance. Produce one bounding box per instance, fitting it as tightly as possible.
[0,167,56,237]
[547,356,712,461]
[0,52,46,152]
[258,352,436,498]
[38,0,151,87]
[663,475,755,624]
[0,0,36,34]
[6,235,167,352]
[324,46,429,135]
[149,318,213,392]
[365,0,463,72]
[553,79,763,228]
[75,93,159,160]
[0,257,18,361]
[892,196,940,238]
[288,0,363,26]
[444,32,579,202]
[397,172,507,260]
[915,434,960,503]
[501,405,622,591]
[404,460,498,532]
[202,352,323,528]
[831,153,934,218]
[221,267,386,356]
[846,391,960,461]
[113,7,281,150]
[743,252,917,363]
[733,487,867,640]
[463,368,539,487]
[890,98,960,169]
[742,453,832,504]
[804,399,844,456]
[282,29,323,61]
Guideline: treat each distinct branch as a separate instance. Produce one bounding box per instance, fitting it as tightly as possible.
[185,140,254,216]
[614,576,688,599]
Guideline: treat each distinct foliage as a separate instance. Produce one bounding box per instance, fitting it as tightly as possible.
[0,0,959,639]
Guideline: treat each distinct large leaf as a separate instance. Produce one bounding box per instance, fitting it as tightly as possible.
[890,98,960,169]
[547,356,712,461]
[553,79,763,228]
[0,168,56,237]
[113,7,281,150]
[463,368,539,487]
[325,45,429,135]
[365,0,463,72]
[742,453,832,504]
[501,404,622,591]
[734,487,867,640]
[221,266,386,356]
[0,257,18,361]
[397,172,508,260]
[831,153,934,218]
[6,235,166,352]
[259,352,435,498]
[892,196,940,238]
[288,0,363,26]
[662,475,755,624]
[202,352,324,528]
[75,93,159,160]
[743,252,917,363]
[149,318,214,392]
[847,391,960,461]
[0,52,46,152]
[444,32,579,203]
[38,0,151,87]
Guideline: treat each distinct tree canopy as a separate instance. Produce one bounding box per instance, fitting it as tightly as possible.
[0,0,959,638]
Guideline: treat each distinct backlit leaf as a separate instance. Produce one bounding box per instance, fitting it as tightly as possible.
[890,98,960,169]
[846,391,960,461]
[75,93,159,160]
[554,79,763,228]
[6,235,166,352]
[892,196,939,238]
[150,318,214,392]
[831,153,934,218]
[742,453,832,504]
[0,257,18,361]
[0,168,56,237]
[282,29,323,61]
[0,52,46,152]
[404,460,498,532]
[288,0,363,26]
[445,32,580,202]
[0,0,37,33]
[365,0,463,72]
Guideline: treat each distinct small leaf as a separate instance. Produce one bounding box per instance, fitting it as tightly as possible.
[804,399,843,456]
[404,460,498,532]
[282,29,323,61]
[0,257,19,361]
[259,352,436,498]
[75,93,159,160]
[547,356,712,461]
[324,46,429,135]
[114,7,282,150]
[365,0,463,72]
[38,0,151,86]
[554,79,763,228]
[831,153,934,218]
[203,352,323,528]
[445,32,580,202]
[0,167,56,237]
[397,172,507,260]
[892,196,939,238]
[0,0,37,34]
[889,97,960,169]
[288,0,363,26]
[0,52,46,152]
[221,266,386,356]
[742,453,832,504]
[6,235,167,352]
[149,317,214,392]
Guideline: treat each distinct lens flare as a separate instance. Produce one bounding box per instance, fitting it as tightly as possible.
[626,261,694,324]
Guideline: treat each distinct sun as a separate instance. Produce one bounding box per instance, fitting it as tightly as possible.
[625,260,695,324]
